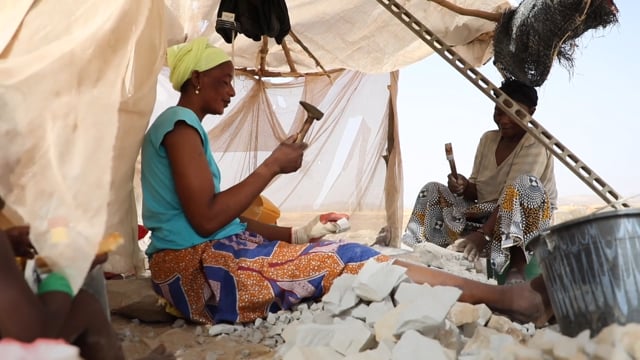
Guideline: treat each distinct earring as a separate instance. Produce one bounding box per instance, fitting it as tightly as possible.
[195,85,200,95]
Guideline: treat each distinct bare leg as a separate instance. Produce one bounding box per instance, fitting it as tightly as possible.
[59,290,124,360]
[505,247,528,283]
[0,233,45,341]
[394,259,552,326]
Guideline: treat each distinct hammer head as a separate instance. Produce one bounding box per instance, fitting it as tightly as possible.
[299,101,324,120]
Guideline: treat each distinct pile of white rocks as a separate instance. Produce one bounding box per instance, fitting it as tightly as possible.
[201,258,640,360]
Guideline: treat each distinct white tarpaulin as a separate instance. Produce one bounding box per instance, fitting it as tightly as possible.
[164,0,509,72]
[0,0,506,279]
[0,0,165,291]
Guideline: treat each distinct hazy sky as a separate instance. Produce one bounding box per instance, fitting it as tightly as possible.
[396,0,639,207]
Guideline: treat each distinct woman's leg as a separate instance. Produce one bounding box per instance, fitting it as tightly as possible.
[394,259,552,326]
[0,232,45,341]
[402,182,467,248]
[490,175,552,283]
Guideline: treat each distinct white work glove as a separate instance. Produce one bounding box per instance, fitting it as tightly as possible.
[291,213,351,244]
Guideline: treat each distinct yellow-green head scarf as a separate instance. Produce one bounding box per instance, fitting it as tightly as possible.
[167,37,231,91]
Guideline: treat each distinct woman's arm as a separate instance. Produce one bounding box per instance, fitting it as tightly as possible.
[239,216,293,242]
[164,122,304,237]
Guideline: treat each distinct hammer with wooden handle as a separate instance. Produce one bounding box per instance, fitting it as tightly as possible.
[296,101,324,143]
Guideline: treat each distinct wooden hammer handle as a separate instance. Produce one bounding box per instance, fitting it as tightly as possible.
[296,119,314,143]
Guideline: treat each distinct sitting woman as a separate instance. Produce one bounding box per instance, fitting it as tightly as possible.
[141,37,554,327]
[402,79,557,285]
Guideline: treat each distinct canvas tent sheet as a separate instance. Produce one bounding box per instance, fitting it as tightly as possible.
[164,0,508,72]
[0,0,506,278]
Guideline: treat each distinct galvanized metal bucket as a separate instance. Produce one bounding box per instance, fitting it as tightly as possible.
[532,208,640,337]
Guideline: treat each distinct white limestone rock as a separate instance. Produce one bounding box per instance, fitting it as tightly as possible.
[353,259,408,302]
[475,304,492,326]
[282,346,345,360]
[460,326,502,355]
[393,285,461,338]
[323,274,360,315]
[435,319,462,353]
[447,302,479,327]
[366,297,395,325]
[329,318,376,356]
[347,303,370,321]
[392,330,448,360]
[208,323,239,336]
[374,303,408,342]
[393,282,432,306]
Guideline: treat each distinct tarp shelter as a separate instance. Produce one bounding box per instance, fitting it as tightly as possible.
[0,0,508,282]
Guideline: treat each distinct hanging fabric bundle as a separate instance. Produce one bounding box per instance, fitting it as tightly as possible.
[430,0,619,87]
[215,0,291,45]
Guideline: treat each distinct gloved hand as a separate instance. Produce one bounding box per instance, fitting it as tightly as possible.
[291,212,350,244]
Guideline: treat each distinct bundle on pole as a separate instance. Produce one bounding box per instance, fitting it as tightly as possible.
[430,0,619,87]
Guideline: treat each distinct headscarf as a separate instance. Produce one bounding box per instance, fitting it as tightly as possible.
[167,37,231,91]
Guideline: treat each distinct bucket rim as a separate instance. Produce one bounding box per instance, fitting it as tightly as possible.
[549,207,640,231]
[530,207,640,250]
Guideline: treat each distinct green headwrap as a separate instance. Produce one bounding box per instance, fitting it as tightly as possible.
[167,37,231,91]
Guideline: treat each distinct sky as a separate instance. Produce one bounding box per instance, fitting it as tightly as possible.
[396,0,639,207]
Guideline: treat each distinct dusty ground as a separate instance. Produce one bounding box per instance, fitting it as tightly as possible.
[110,201,638,359]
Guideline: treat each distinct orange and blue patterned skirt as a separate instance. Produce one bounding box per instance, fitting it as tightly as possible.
[149,232,389,324]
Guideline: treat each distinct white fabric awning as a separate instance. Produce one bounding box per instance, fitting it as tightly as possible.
[164,0,510,73]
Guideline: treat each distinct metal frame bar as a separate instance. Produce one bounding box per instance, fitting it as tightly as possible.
[377,0,629,209]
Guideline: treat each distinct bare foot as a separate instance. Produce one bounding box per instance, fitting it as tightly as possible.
[500,278,554,327]
[136,344,175,360]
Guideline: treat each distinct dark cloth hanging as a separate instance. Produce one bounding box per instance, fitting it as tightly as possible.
[493,0,618,87]
[215,0,291,44]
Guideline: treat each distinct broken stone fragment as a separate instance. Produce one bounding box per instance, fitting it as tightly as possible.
[366,297,394,325]
[374,303,408,342]
[527,327,567,354]
[208,323,238,336]
[447,302,479,327]
[475,304,492,326]
[393,285,460,338]
[329,318,376,355]
[282,346,344,360]
[353,259,408,302]
[435,319,462,353]
[323,274,359,315]
[392,330,448,360]
[500,342,545,360]
[460,326,502,355]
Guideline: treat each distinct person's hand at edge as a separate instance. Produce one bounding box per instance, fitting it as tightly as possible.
[6,225,37,259]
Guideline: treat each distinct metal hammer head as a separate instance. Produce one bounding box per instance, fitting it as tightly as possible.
[295,101,324,143]
[299,101,324,120]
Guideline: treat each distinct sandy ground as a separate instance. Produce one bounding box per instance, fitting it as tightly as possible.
[110,201,639,359]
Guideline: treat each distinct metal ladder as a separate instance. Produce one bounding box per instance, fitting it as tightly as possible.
[377,0,630,209]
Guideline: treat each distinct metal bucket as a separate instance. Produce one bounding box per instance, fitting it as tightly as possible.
[532,208,640,337]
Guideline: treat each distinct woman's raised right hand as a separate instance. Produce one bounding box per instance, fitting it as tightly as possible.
[447,173,468,195]
[265,135,306,174]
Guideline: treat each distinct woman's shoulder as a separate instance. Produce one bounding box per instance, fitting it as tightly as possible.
[520,133,546,149]
[156,106,199,125]
[149,106,202,134]
[479,129,500,143]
